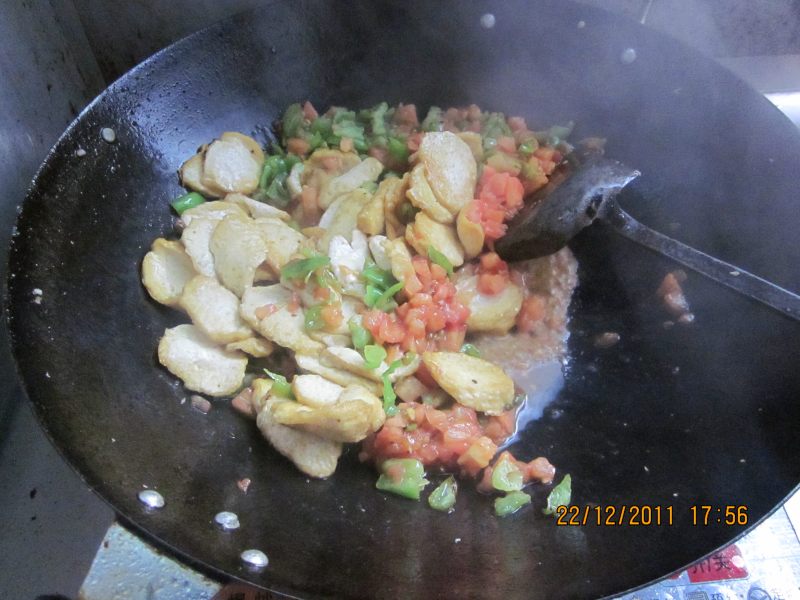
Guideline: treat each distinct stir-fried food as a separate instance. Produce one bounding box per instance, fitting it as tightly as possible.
[142,102,579,515]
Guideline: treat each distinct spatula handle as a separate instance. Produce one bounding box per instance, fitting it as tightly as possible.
[604,202,800,320]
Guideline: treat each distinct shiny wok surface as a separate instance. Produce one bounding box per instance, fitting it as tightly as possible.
[7,1,800,597]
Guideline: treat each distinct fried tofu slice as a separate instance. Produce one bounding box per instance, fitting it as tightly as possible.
[292,374,344,407]
[257,397,342,478]
[322,347,420,382]
[271,380,385,443]
[318,189,373,252]
[240,285,324,355]
[405,212,465,268]
[294,354,382,395]
[254,218,307,273]
[383,173,410,239]
[158,324,247,397]
[179,275,252,343]
[225,192,290,221]
[417,131,477,215]
[422,351,515,415]
[455,274,523,334]
[457,203,485,259]
[141,238,196,307]
[180,199,248,227]
[179,151,221,198]
[406,164,453,224]
[180,217,219,277]
[225,336,274,358]
[210,216,268,297]
[201,133,264,195]
[318,157,383,209]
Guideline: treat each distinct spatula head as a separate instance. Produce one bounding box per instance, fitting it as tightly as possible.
[495,158,640,262]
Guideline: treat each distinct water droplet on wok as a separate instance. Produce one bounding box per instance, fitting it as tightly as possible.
[214,511,240,530]
[241,549,269,569]
[137,489,165,509]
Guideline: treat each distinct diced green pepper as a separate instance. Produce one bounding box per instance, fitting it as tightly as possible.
[364,284,383,308]
[348,318,372,351]
[376,458,429,500]
[518,140,538,156]
[381,359,403,415]
[281,103,305,139]
[264,369,294,399]
[491,454,524,492]
[427,246,454,276]
[460,343,481,358]
[304,305,324,330]
[171,192,205,215]
[280,255,330,280]
[428,476,458,512]
[543,474,572,516]
[362,265,397,289]
[363,344,387,370]
[387,136,409,163]
[494,491,531,517]
[421,106,443,132]
[376,281,404,311]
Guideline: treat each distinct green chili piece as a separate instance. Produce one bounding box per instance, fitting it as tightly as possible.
[460,343,481,358]
[363,344,387,370]
[376,458,429,500]
[427,246,454,276]
[491,454,524,492]
[387,136,409,163]
[171,192,205,215]
[348,318,372,351]
[304,305,325,331]
[381,359,403,415]
[376,281,404,311]
[280,256,330,280]
[543,474,572,516]
[281,103,305,139]
[494,491,531,517]
[362,265,397,289]
[421,106,443,132]
[364,284,383,308]
[428,476,458,512]
[518,140,537,156]
[264,369,294,399]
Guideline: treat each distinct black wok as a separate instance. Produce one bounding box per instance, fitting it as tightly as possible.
[7,1,800,598]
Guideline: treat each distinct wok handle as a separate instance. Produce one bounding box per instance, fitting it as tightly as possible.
[603,201,800,320]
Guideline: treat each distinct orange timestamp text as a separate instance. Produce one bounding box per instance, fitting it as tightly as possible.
[555,504,749,527]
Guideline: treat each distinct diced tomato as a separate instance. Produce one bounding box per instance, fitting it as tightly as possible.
[507,116,527,132]
[457,436,498,477]
[368,146,389,164]
[255,304,278,320]
[321,304,343,329]
[469,167,526,242]
[476,252,510,295]
[517,295,547,332]
[302,101,318,120]
[394,103,419,128]
[497,136,517,154]
[407,132,424,152]
[484,409,517,445]
[287,137,310,156]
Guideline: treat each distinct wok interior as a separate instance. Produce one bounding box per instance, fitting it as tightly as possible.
[7,2,800,598]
